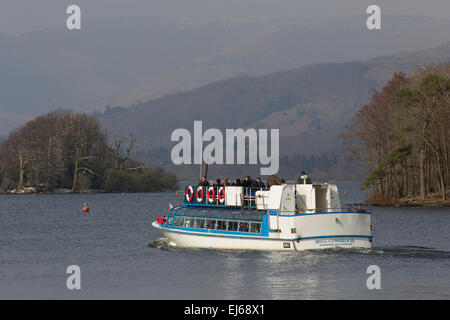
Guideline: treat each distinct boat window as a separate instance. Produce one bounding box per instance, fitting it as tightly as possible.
[217,220,227,230]
[239,221,250,232]
[185,217,195,228]
[205,219,217,229]
[251,215,263,221]
[194,218,205,229]
[171,214,263,233]
[228,221,238,231]
[174,216,184,227]
[250,222,261,233]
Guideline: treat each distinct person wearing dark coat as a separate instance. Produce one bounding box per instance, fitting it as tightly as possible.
[297,171,312,184]
[241,176,253,188]
[254,177,265,188]
[231,178,242,186]
[200,176,210,186]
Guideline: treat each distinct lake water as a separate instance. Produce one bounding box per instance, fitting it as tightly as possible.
[1,182,449,299]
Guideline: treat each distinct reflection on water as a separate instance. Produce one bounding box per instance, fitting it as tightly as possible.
[219,252,250,300]
[261,252,325,299]
[148,241,450,299]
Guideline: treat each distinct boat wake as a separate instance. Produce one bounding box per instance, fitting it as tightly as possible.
[371,245,450,260]
[148,237,173,249]
[148,238,450,259]
[307,245,450,260]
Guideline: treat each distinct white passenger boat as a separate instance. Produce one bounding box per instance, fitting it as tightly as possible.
[152,183,372,251]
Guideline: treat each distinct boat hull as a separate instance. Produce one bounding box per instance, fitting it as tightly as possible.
[152,222,372,251]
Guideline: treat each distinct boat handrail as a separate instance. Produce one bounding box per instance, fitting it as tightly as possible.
[272,207,369,214]
[175,205,368,215]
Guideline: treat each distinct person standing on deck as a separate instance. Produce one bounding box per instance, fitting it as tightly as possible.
[231,178,242,186]
[297,171,312,184]
[242,176,253,188]
[255,177,265,188]
[201,176,210,186]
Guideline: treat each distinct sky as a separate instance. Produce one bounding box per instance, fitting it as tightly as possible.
[1,0,450,35]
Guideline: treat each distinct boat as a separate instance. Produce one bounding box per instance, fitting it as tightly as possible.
[152,183,372,251]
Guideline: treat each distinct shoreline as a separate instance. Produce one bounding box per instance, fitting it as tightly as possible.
[0,188,175,195]
[366,201,450,207]
[0,188,105,195]
[365,194,450,207]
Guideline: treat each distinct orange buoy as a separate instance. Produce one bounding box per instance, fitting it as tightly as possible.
[82,203,89,212]
[32,193,36,196]
[121,193,125,196]
[344,191,347,194]
[176,192,180,196]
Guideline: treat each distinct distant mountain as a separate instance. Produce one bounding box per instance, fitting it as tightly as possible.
[97,40,450,179]
[2,15,450,136]
[99,61,376,152]
[0,18,259,134]
[113,15,450,106]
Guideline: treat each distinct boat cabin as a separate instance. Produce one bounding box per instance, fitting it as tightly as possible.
[183,184,341,213]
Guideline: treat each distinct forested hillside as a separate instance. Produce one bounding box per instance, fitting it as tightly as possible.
[341,65,450,204]
[0,110,177,193]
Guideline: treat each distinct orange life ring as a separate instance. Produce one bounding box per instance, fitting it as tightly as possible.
[218,187,225,204]
[207,186,215,203]
[196,186,204,202]
[185,186,194,202]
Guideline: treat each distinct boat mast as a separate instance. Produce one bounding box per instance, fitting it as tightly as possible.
[204,164,209,179]
[201,156,209,180]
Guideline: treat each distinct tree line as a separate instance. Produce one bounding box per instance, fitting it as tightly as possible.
[341,64,449,203]
[0,110,177,193]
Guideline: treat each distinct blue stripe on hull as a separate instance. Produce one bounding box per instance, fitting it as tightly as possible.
[269,211,372,216]
[156,224,372,242]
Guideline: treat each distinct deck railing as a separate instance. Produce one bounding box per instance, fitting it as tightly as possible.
[271,207,369,215]
[184,185,267,209]
[183,185,368,213]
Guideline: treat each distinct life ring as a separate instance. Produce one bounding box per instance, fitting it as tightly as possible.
[185,186,194,202]
[196,186,204,202]
[207,186,215,203]
[218,187,225,204]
